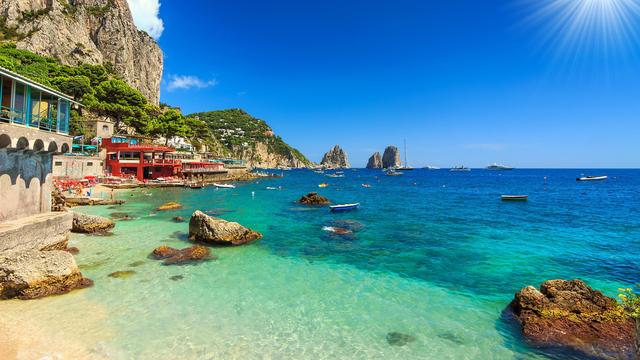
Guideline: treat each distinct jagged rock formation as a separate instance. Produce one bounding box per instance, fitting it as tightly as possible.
[151,245,215,265]
[0,0,163,104]
[366,152,383,169]
[321,145,350,168]
[509,279,636,359]
[71,212,115,233]
[189,210,262,246]
[299,192,330,205]
[187,109,312,168]
[382,146,401,168]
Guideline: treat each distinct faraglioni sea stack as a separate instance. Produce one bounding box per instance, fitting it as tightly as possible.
[366,152,383,168]
[321,145,350,168]
[382,146,401,168]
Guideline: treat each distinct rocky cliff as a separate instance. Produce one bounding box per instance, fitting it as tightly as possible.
[366,152,383,169]
[0,0,163,104]
[382,146,401,168]
[187,109,312,169]
[321,145,350,168]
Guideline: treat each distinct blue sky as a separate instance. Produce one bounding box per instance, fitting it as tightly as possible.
[130,0,640,168]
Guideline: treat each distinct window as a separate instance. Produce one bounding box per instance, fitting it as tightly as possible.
[87,162,93,166]
[54,161,62,166]
[102,125,109,132]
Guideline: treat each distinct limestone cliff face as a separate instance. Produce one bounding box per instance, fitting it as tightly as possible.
[382,146,401,168]
[366,152,383,169]
[321,145,349,168]
[0,0,163,104]
[231,141,311,169]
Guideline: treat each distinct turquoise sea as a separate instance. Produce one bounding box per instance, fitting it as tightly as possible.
[3,169,639,359]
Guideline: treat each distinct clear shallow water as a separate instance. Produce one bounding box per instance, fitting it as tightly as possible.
[2,169,639,359]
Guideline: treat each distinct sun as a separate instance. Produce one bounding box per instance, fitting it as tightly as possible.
[522,0,640,60]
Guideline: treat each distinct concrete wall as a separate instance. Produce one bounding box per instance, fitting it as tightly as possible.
[0,211,72,253]
[52,155,104,178]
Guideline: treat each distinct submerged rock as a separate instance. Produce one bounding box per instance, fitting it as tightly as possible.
[169,275,184,281]
[64,246,80,255]
[189,210,262,246]
[509,279,635,359]
[151,245,214,265]
[128,260,146,267]
[172,216,185,223]
[110,212,132,221]
[327,219,364,232]
[157,202,182,211]
[386,332,416,347]
[382,146,401,169]
[0,250,92,300]
[299,192,330,205]
[108,270,136,279]
[366,152,383,169]
[72,212,115,234]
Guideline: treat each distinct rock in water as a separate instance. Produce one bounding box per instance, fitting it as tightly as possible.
[0,250,92,300]
[157,202,182,211]
[386,332,416,346]
[150,245,214,265]
[321,145,350,168]
[0,0,163,104]
[172,216,185,223]
[382,146,401,168]
[108,270,136,279]
[366,152,383,169]
[189,211,262,246]
[299,192,331,205]
[509,279,636,359]
[72,212,115,233]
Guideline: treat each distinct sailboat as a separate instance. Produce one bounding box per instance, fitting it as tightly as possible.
[397,139,414,171]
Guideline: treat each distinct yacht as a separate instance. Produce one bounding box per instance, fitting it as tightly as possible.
[424,166,440,170]
[397,139,414,170]
[486,163,514,170]
[450,166,471,172]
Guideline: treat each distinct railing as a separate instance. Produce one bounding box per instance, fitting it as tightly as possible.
[0,105,67,134]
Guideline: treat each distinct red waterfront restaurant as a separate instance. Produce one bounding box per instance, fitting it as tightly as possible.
[102,135,181,180]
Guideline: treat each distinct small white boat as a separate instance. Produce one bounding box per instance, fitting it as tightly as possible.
[213,183,236,189]
[265,186,278,190]
[424,166,440,170]
[577,176,608,181]
[487,163,514,170]
[450,166,470,172]
[330,203,360,212]
[501,195,528,201]
[385,169,403,176]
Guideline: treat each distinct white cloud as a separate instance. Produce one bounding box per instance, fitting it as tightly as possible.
[126,0,164,39]
[166,75,218,91]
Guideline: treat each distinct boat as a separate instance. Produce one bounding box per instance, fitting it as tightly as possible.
[265,186,278,190]
[330,203,360,212]
[424,166,440,170]
[397,139,414,170]
[577,175,608,181]
[213,183,236,189]
[361,184,371,188]
[326,173,344,178]
[501,195,528,201]
[185,183,203,189]
[487,163,514,170]
[318,183,329,188]
[385,169,403,176]
[450,166,471,172]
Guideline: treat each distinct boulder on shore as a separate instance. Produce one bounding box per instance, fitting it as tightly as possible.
[0,250,93,300]
[509,279,636,359]
[299,192,330,205]
[382,146,401,169]
[72,212,115,233]
[189,210,262,246]
[157,202,182,211]
[151,245,214,265]
[367,152,383,169]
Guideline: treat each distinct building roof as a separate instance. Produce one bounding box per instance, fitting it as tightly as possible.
[0,66,81,106]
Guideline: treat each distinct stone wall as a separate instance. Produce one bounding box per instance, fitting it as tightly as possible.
[52,155,104,178]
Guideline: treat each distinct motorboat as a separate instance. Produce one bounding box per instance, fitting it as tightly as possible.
[577,175,608,181]
[487,163,514,170]
[330,203,360,212]
[501,195,528,201]
[450,166,470,172]
[424,166,440,170]
[318,183,329,188]
[213,183,236,189]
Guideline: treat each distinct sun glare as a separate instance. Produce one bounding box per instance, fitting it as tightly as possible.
[523,0,640,61]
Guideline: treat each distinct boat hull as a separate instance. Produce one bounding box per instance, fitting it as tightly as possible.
[501,195,528,201]
[330,203,360,212]
[576,176,607,181]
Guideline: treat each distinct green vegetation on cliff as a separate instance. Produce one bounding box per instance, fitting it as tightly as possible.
[188,109,310,165]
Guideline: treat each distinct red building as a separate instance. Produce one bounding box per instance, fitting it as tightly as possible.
[103,136,182,181]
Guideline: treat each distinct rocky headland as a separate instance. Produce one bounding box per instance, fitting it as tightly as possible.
[366,152,383,168]
[508,279,636,359]
[321,145,350,168]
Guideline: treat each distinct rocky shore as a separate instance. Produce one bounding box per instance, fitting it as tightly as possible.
[508,279,636,359]
[189,210,262,246]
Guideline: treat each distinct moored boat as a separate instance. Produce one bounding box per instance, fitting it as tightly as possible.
[185,183,203,189]
[318,183,329,188]
[424,166,440,170]
[501,195,528,201]
[330,203,360,212]
[213,183,236,189]
[576,175,607,181]
[487,163,514,170]
[385,169,403,176]
[450,166,470,172]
